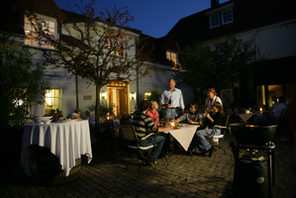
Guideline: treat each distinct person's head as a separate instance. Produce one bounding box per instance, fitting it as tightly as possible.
[272,96,278,104]
[74,109,81,116]
[212,102,223,113]
[189,104,198,114]
[85,110,90,117]
[138,100,150,112]
[150,101,159,110]
[168,78,176,90]
[207,88,217,99]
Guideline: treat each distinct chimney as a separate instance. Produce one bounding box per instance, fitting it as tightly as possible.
[211,0,220,8]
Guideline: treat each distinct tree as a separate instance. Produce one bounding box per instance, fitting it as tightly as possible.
[0,33,46,130]
[38,0,147,132]
[174,36,265,104]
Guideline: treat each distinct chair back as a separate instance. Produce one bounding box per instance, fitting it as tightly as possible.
[119,124,137,142]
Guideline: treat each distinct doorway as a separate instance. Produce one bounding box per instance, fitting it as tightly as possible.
[257,84,283,108]
[107,81,128,116]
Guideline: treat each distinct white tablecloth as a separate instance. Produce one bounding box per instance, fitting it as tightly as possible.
[20,120,92,176]
[239,113,254,123]
[162,125,199,151]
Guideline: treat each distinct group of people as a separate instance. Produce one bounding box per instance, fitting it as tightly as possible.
[132,78,225,164]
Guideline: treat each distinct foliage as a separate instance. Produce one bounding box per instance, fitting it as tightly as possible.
[174,36,265,103]
[48,108,63,117]
[98,100,113,117]
[147,89,161,103]
[34,0,148,132]
[0,34,46,129]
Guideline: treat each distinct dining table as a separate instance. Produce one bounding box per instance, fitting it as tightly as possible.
[161,125,199,151]
[238,113,254,123]
[20,119,93,177]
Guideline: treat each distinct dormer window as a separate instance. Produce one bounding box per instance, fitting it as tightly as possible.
[24,14,57,49]
[208,3,233,29]
[222,9,233,24]
[166,50,178,66]
[210,13,221,28]
[107,34,124,57]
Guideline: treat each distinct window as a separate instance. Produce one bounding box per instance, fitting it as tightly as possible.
[24,15,56,49]
[222,9,233,24]
[144,91,152,100]
[45,88,62,114]
[107,34,124,56]
[209,8,233,28]
[166,50,178,66]
[209,13,221,28]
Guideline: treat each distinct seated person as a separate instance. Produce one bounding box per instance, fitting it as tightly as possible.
[84,110,95,122]
[174,103,203,125]
[195,102,225,157]
[271,96,287,120]
[146,101,160,126]
[67,109,83,120]
[133,100,166,164]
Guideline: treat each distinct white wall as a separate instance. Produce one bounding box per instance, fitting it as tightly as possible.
[236,20,296,59]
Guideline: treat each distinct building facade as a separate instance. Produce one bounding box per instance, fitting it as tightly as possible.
[158,0,296,108]
[1,0,193,119]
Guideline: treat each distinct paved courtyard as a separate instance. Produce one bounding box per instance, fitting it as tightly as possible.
[0,134,295,198]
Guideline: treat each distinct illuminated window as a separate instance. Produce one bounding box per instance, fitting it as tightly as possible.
[24,15,56,49]
[45,88,62,114]
[166,50,178,66]
[107,34,124,56]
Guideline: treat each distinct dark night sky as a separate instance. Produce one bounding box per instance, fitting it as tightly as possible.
[54,0,229,38]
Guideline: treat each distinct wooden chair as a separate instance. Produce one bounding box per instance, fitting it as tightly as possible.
[119,124,155,171]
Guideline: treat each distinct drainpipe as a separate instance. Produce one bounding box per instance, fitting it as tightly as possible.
[76,74,79,110]
[136,67,139,106]
[73,22,84,110]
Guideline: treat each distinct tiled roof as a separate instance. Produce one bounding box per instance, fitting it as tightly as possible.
[163,0,296,48]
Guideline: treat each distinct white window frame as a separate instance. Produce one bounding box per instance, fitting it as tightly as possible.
[44,88,63,114]
[209,12,221,29]
[222,8,233,25]
[166,50,178,66]
[24,13,58,49]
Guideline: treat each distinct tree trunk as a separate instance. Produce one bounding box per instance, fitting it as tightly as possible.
[95,84,101,136]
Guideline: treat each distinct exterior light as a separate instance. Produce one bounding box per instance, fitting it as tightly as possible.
[100,91,107,100]
[130,92,136,100]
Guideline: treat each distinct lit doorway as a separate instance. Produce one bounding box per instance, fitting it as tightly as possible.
[107,81,128,116]
[257,84,283,108]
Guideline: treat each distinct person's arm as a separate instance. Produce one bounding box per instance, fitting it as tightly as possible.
[179,90,185,112]
[160,92,165,106]
[204,112,214,123]
[146,116,158,133]
[175,113,186,123]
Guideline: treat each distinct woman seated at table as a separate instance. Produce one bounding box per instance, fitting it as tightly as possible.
[146,101,160,126]
[174,103,203,125]
[195,102,225,157]
[67,109,83,120]
[133,100,166,165]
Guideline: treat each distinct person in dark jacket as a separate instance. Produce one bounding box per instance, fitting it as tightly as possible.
[195,102,225,157]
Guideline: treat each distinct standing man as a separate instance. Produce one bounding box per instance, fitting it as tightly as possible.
[160,78,185,120]
[205,88,223,113]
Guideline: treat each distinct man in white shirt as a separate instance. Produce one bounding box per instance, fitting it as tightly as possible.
[160,78,185,120]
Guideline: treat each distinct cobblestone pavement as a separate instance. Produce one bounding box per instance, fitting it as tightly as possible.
[0,135,295,198]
